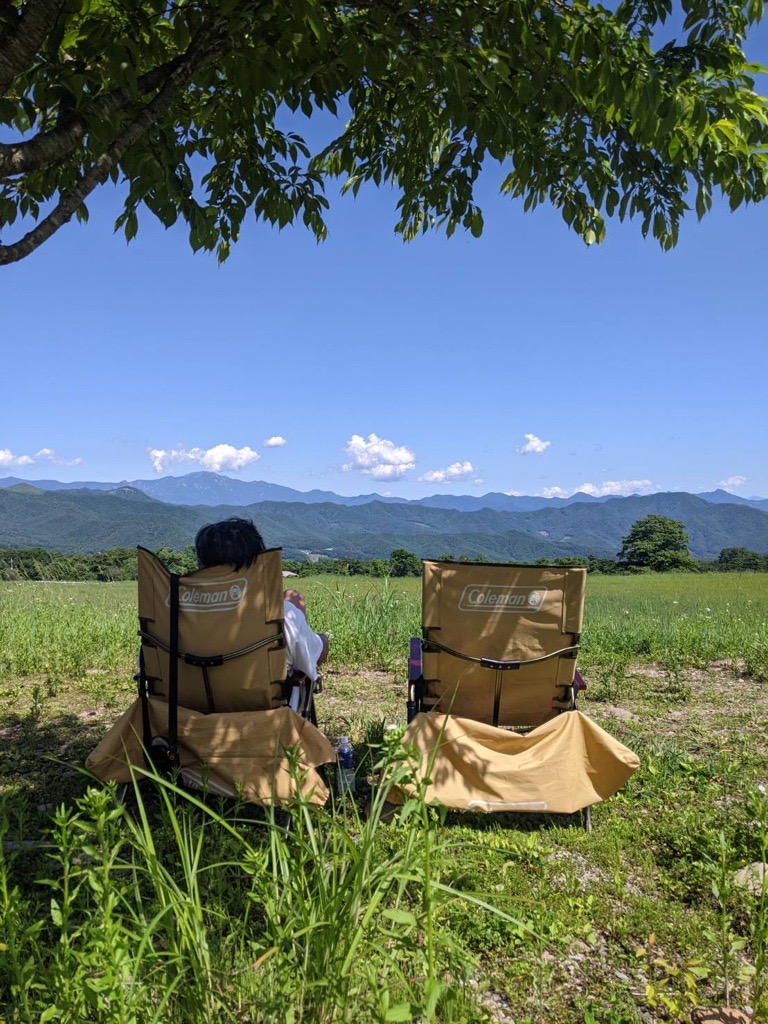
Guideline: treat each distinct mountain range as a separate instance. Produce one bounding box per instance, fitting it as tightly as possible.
[1,475,767,562]
[1,472,767,514]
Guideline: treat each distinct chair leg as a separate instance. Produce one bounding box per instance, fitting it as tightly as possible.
[272,806,291,832]
[580,806,592,832]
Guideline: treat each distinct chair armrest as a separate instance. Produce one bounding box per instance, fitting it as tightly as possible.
[408,637,423,682]
[407,638,423,723]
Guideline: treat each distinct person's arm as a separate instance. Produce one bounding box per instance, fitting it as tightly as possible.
[283,589,306,613]
[284,589,328,662]
[316,632,329,667]
[282,598,327,681]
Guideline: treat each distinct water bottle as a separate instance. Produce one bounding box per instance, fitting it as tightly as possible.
[336,735,356,794]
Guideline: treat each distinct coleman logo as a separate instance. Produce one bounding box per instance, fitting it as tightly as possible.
[458,585,548,613]
[167,578,248,613]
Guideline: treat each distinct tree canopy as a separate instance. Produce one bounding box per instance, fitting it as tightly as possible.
[618,514,697,571]
[717,546,768,571]
[389,547,422,576]
[2,0,768,264]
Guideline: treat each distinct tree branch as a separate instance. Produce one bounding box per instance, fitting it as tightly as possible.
[0,30,218,265]
[0,55,188,177]
[0,0,66,95]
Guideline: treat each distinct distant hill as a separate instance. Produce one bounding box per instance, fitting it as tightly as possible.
[106,486,160,502]
[2,471,765,514]
[0,473,406,507]
[413,490,606,512]
[0,487,205,553]
[504,492,768,560]
[5,483,45,496]
[0,487,601,561]
[0,485,766,561]
[0,476,117,492]
[695,489,768,512]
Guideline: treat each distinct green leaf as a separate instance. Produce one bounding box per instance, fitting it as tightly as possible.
[50,898,62,927]
[382,909,417,927]
[4,0,768,261]
[124,210,138,242]
[384,1006,414,1022]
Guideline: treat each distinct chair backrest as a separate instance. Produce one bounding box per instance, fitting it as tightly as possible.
[137,547,288,714]
[421,560,586,728]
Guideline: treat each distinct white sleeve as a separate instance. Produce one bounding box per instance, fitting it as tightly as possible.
[282,601,324,681]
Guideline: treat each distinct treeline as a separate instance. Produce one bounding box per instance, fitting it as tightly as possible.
[0,546,422,581]
[1,545,767,583]
[0,546,197,582]
[586,548,768,574]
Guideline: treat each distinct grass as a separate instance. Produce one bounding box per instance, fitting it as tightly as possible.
[2,572,768,1022]
[1,764,495,1024]
[2,571,766,682]
[581,573,768,679]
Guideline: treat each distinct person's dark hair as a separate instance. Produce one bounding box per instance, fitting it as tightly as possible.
[195,518,266,571]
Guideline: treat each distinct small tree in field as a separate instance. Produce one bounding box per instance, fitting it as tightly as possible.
[717,547,768,571]
[389,548,421,577]
[618,515,696,572]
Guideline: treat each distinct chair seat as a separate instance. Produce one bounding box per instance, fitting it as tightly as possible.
[389,711,639,815]
[86,696,336,806]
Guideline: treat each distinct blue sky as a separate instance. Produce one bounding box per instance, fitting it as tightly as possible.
[3,38,767,501]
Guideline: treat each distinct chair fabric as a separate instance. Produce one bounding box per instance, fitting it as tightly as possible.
[86,547,335,805]
[86,697,335,805]
[137,546,288,713]
[390,560,638,814]
[389,711,639,814]
[421,560,586,728]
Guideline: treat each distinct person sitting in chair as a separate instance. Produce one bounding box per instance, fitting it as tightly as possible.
[194,518,329,690]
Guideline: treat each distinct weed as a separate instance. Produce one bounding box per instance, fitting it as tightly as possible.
[1,572,767,1023]
[635,932,708,1018]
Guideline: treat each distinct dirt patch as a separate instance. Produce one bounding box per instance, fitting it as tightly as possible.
[592,705,640,722]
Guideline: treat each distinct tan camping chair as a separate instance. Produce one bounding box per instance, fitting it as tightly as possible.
[390,560,638,818]
[86,547,335,805]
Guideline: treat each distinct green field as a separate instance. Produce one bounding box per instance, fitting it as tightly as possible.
[2,573,768,1023]
[2,572,766,681]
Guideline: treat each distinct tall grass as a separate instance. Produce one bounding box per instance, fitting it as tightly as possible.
[581,573,768,678]
[2,573,766,682]
[301,578,420,671]
[0,755,496,1023]
[2,571,768,1022]
[0,582,136,680]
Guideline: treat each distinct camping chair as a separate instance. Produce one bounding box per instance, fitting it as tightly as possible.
[86,547,335,805]
[389,559,638,821]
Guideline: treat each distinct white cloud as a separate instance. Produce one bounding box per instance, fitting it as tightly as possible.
[577,479,654,496]
[35,448,83,467]
[419,461,476,484]
[342,433,416,480]
[0,447,82,469]
[541,486,569,498]
[148,444,261,474]
[716,475,747,488]
[503,489,524,497]
[0,450,34,467]
[263,436,287,448]
[540,479,655,499]
[517,433,551,455]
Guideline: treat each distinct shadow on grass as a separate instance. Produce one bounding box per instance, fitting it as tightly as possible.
[0,707,107,819]
[440,808,588,832]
